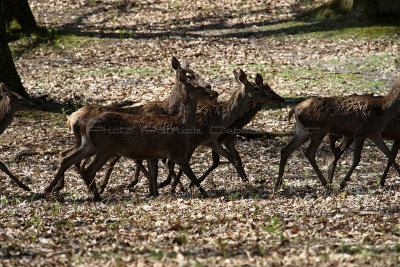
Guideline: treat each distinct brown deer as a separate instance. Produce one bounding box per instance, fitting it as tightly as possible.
[159,72,285,192]
[54,56,215,192]
[0,83,33,191]
[173,75,284,190]
[325,60,400,187]
[98,71,284,194]
[44,69,218,200]
[275,59,400,192]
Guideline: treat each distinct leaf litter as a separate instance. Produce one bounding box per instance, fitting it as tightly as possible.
[1,0,400,266]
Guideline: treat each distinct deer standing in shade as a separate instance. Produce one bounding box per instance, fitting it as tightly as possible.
[276,59,400,192]
[55,56,216,192]
[44,69,218,200]
[158,71,285,192]
[0,83,33,191]
[162,73,284,191]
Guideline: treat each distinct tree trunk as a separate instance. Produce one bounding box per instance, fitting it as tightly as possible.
[353,0,377,21]
[315,0,399,20]
[0,11,28,98]
[1,0,37,34]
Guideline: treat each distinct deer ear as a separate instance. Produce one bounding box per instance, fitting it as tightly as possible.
[177,70,187,83]
[171,56,181,70]
[233,70,240,83]
[237,69,248,83]
[182,58,190,69]
[0,83,10,96]
[395,59,400,72]
[255,73,263,86]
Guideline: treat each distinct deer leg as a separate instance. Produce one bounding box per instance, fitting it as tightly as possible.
[159,159,176,189]
[327,135,354,184]
[206,140,249,183]
[328,134,341,154]
[128,163,141,188]
[98,155,120,194]
[221,140,247,182]
[275,133,310,193]
[125,160,147,188]
[165,159,185,193]
[54,146,77,192]
[45,144,95,194]
[197,150,220,184]
[78,157,91,171]
[304,132,328,187]
[171,168,185,193]
[0,161,31,191]
[380,140,400,186]
[174,160,208,198]
[147,159,159,197]
[157,158,184,193]
[327,134,341,184]
[126,160,141,188]
[369,136,400,186]
[137,160,151,178]
[189,139,247,187]
[126,160,152,189]
[80,153,112,201]
[208,141,236,169]
[339,137,365,189]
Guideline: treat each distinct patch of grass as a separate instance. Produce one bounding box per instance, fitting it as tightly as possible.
[54,34,90,48]
[119,66,159,75]
[339,244,362,255]
[262,217,282,234]
[252,17,400,41]
[150,250,164,260]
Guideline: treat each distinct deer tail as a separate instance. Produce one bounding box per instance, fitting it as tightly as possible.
[66,116,72,133]
[288,107,295,123]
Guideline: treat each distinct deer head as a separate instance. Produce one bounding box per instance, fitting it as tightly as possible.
[175,69,218,104]
[171,56,213,90]
[252,73,285,104]
[233,70,284,104]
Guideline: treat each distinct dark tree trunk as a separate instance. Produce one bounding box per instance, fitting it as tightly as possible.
[316,0,400,21]
[1,0,37,34]
[0,11,28,98]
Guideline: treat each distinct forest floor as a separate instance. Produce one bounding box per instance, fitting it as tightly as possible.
[1,0,400,265]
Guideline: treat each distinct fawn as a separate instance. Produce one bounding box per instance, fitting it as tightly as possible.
[55,56,216,192]
[276,59,400,192]
[44,69,218,200]
[326,59,400,186]
[160,72,285,192]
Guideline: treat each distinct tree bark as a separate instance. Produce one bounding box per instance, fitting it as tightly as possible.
[0,11,28,98]
[315,0,399,20]
[1,0,37,33]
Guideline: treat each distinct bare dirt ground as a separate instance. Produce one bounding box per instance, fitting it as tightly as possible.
[1,0,400,265]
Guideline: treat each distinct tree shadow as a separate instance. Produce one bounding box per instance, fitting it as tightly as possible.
[28,95,139,114]
[48,5,399,40]
[13,3,399,60]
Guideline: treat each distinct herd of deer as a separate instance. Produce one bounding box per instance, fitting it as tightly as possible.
[1,57,400,201]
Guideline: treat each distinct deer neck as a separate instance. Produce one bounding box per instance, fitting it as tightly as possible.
[231,104,262,128]
[221,87,248,127]
[164,82,185,115]
[0,96,15,135]
[383,79,400,120]
[177,99,197,130]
